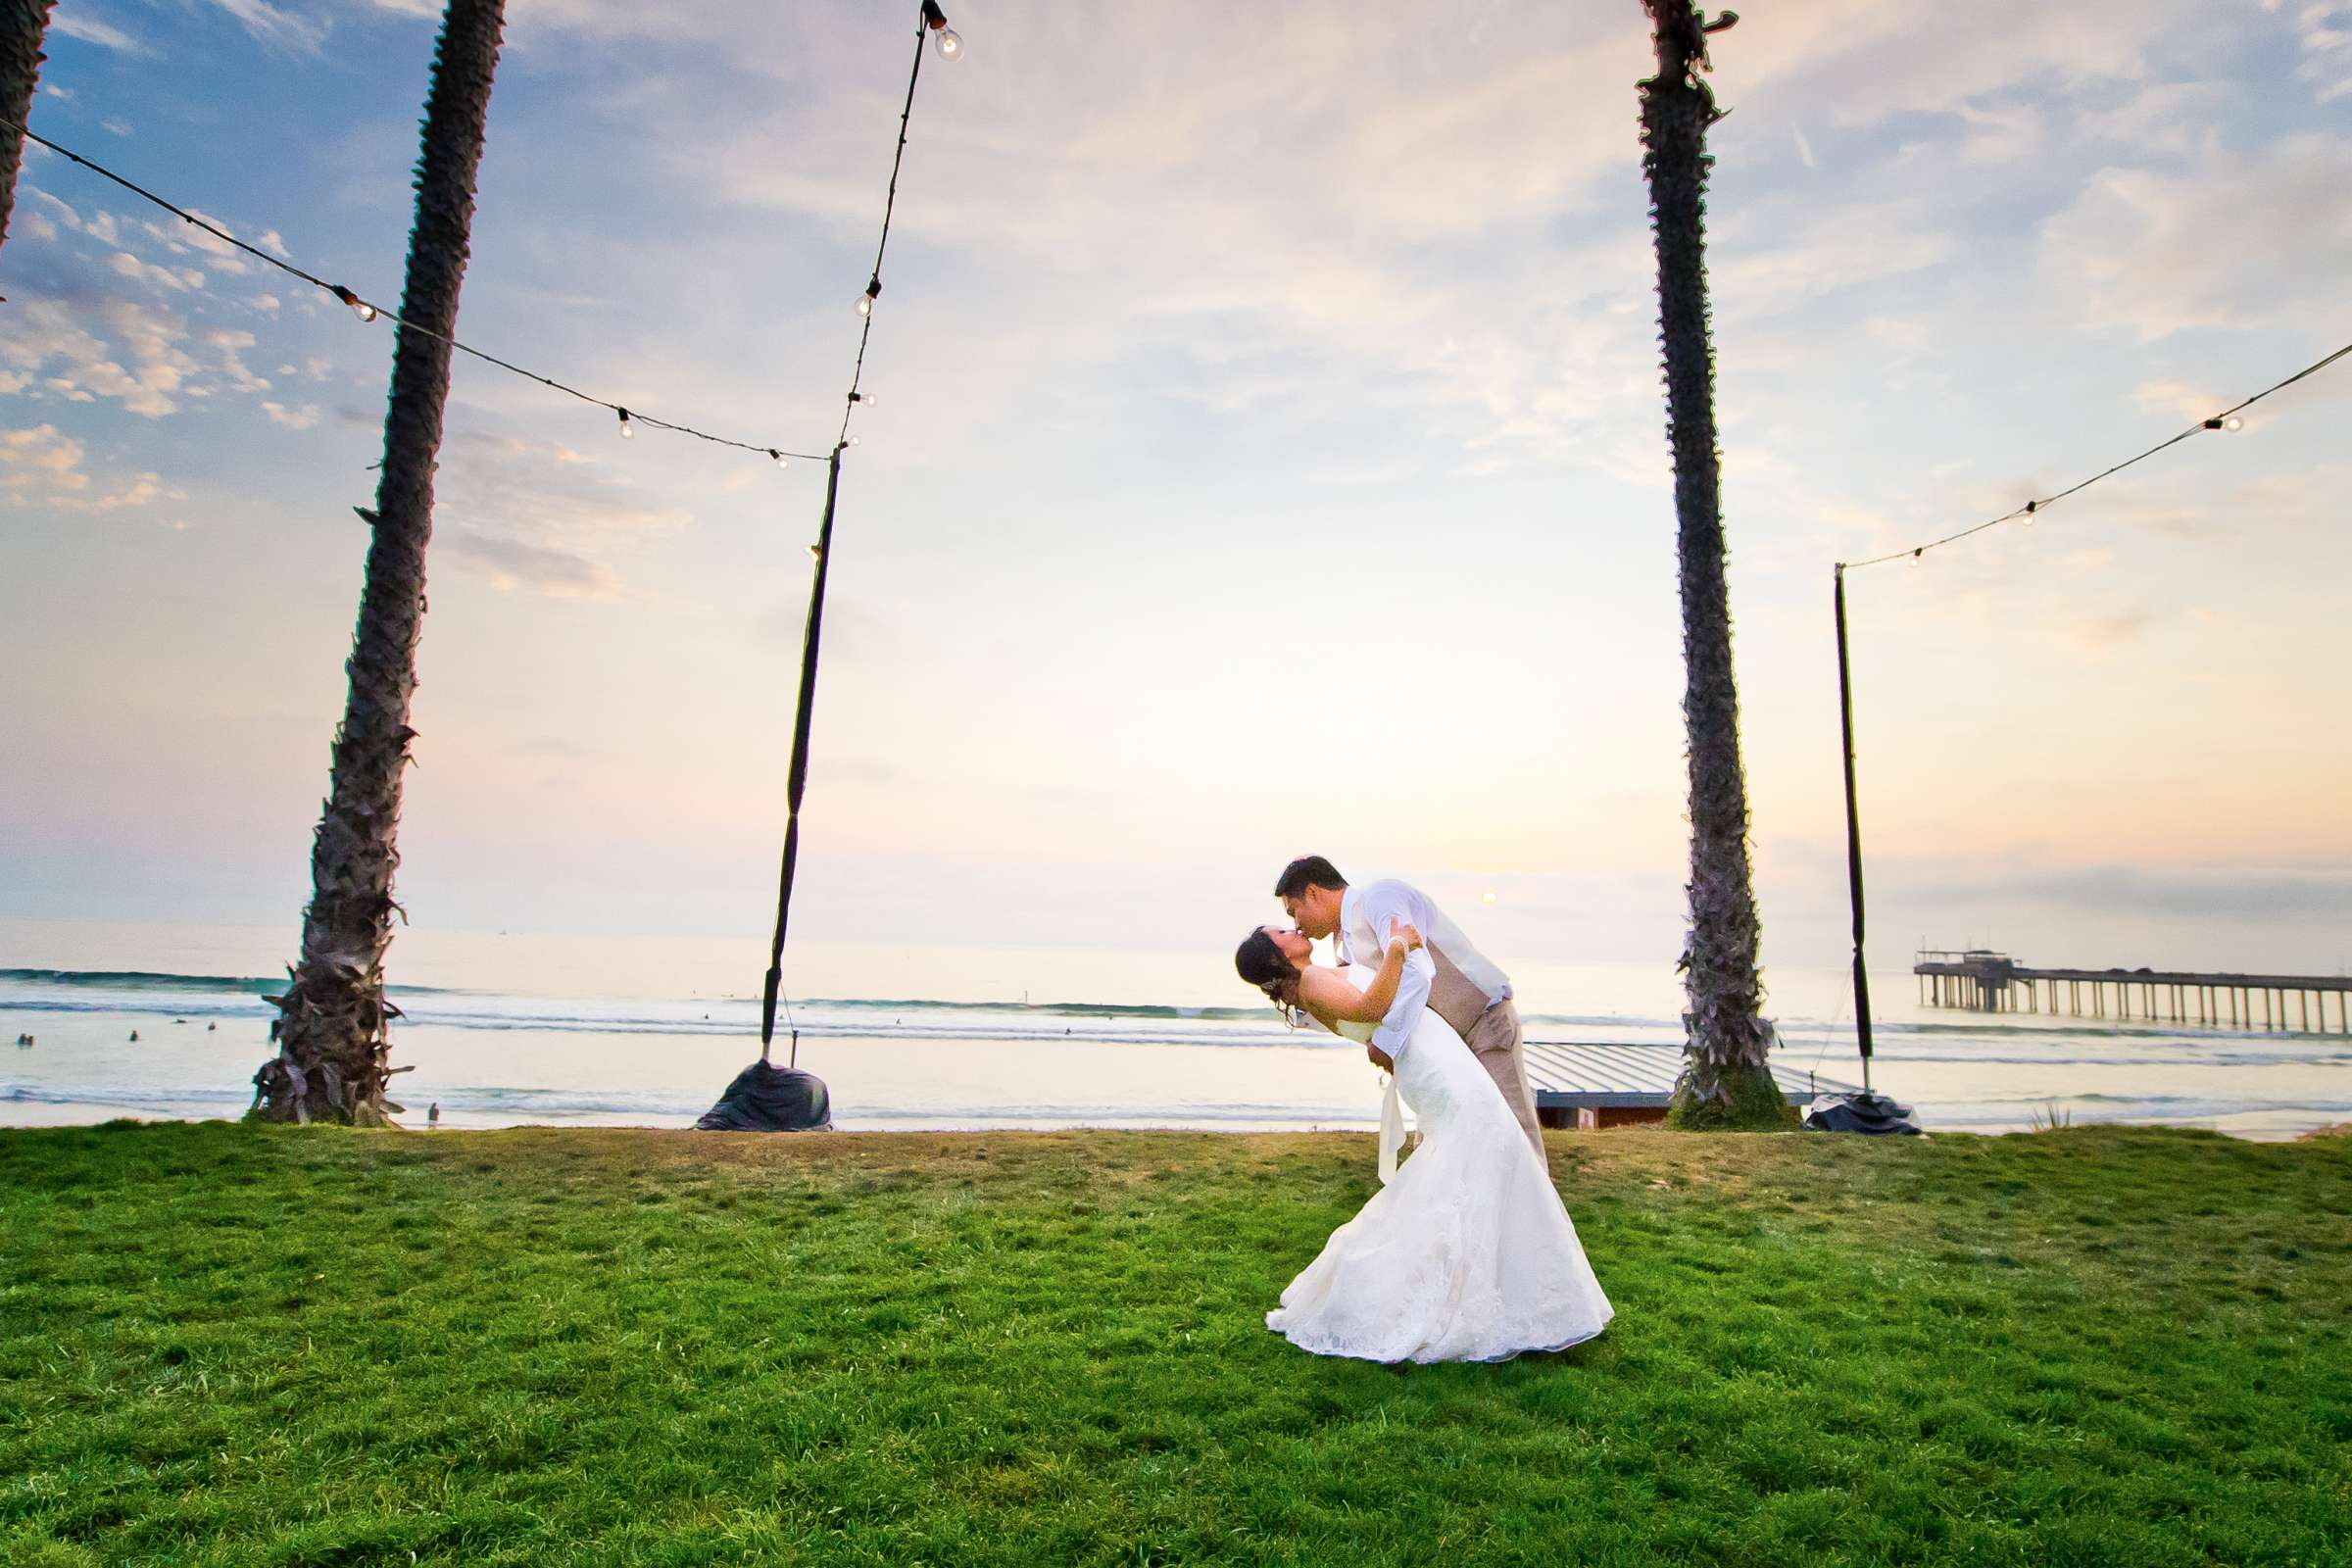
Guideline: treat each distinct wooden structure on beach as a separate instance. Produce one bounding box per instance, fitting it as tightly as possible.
[1523,1041,1853,1129]
[1914,949,2352,1032]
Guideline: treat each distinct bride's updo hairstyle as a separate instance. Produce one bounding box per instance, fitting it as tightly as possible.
[1234,927,1301,1018]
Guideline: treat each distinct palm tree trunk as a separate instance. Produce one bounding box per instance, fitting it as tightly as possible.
[1637,2,1788,1130]
[253,0,506,1125]
[0,1,58,256]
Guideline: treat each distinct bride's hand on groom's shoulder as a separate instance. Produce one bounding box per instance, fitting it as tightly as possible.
[1367,1045,1395,1072]
[1387,922,1424,953]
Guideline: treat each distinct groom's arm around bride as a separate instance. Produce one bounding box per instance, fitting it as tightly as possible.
[1274,856,1547,1157]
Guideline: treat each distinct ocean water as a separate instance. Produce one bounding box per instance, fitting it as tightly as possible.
[3,919,2348,1139]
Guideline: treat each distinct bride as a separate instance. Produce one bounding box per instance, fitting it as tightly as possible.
[1234,922,1613,1363]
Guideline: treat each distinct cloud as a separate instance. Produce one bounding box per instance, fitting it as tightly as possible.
[1,299,201,416]
[2053,607,2156,659]
[1926,862,2352,923]
[1714,199,1956,318]
[429,428,690,599]
[203,326,270,392]
[1954,100,2045,166]
[438,534,622,598]
[106,250,203,293]
[49,9,145,53]
[27,189,81,231]
[0,422,185,514]
[0,423,86,492]
[2040,135,2352,340]
[205,0,327,52]
[261,400,320,429]
[2270,0,2352,102]
[695,5,1667,474]
[2131,379,2230,423]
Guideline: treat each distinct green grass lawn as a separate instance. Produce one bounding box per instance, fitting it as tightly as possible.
[2,1122,2347,1567]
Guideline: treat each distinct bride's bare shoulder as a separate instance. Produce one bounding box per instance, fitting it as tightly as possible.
[1294,964,1354,999]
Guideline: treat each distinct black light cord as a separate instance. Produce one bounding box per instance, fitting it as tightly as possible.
[1842,338,2352,570]
[3,116,831,466]
[838,10,929,448]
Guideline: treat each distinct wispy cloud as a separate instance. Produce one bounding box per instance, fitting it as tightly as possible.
[2268,0,2352,102]
[430,428,690,599]
[49,7,146,54]
[204,0,326,53]
[2040,134,2352,340]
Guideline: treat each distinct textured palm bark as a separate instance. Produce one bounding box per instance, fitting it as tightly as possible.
[0,1,58,256]
[1638,3,1782,1123]
[254,0,506,1125]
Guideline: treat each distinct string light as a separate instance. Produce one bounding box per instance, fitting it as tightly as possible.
[852,391,878,409]
[921,1,963,60]
[3,117,830,470]
[857,277,881,318]
[769,449,790,469]
[1841,339,2352,572]
[330,285,378,323]
[616,407,635,439]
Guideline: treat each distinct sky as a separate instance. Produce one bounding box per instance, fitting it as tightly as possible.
[2,0,2349,1001]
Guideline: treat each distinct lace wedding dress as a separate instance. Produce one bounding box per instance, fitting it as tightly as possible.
[1267,964,1614,1363]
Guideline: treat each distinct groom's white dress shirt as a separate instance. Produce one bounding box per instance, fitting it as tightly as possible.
[1340,880,1513,1062]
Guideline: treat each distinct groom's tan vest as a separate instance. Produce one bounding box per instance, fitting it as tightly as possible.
[1425,944,1494,1037]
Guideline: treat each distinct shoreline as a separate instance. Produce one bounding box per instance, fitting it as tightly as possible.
[2,1107,2341,1143]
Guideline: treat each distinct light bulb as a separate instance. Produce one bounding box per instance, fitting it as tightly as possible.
[769,449,790,469]
[848,434,861,447]
[854,391,878,410]
[807,543,822,560]
[857,276,881,319]
[934,25,963,59]
[617,408,635,439]
[332,285,377,323]
[2223,416,2243,432]
[1481,891,1497,905]
[1907,549,1923,568]
[2022,501,2037,527]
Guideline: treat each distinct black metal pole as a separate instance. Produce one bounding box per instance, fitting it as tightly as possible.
[760,445,846,1059]
[1834,564,1875,1088]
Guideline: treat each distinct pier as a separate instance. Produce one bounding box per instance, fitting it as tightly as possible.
[1914,949,2352,1032]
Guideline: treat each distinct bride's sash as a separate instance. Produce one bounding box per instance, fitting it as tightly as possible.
[1378,1072,1405,1184]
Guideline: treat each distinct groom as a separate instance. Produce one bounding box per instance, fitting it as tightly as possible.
[1274,856,1545,1157]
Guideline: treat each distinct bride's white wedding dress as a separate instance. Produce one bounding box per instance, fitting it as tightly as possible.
[1267,963,1614,1363]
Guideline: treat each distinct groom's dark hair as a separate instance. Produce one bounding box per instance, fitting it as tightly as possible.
[1273,856,1347,899]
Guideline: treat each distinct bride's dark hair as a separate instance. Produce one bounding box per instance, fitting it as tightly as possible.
[1234,927,1301,1018]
